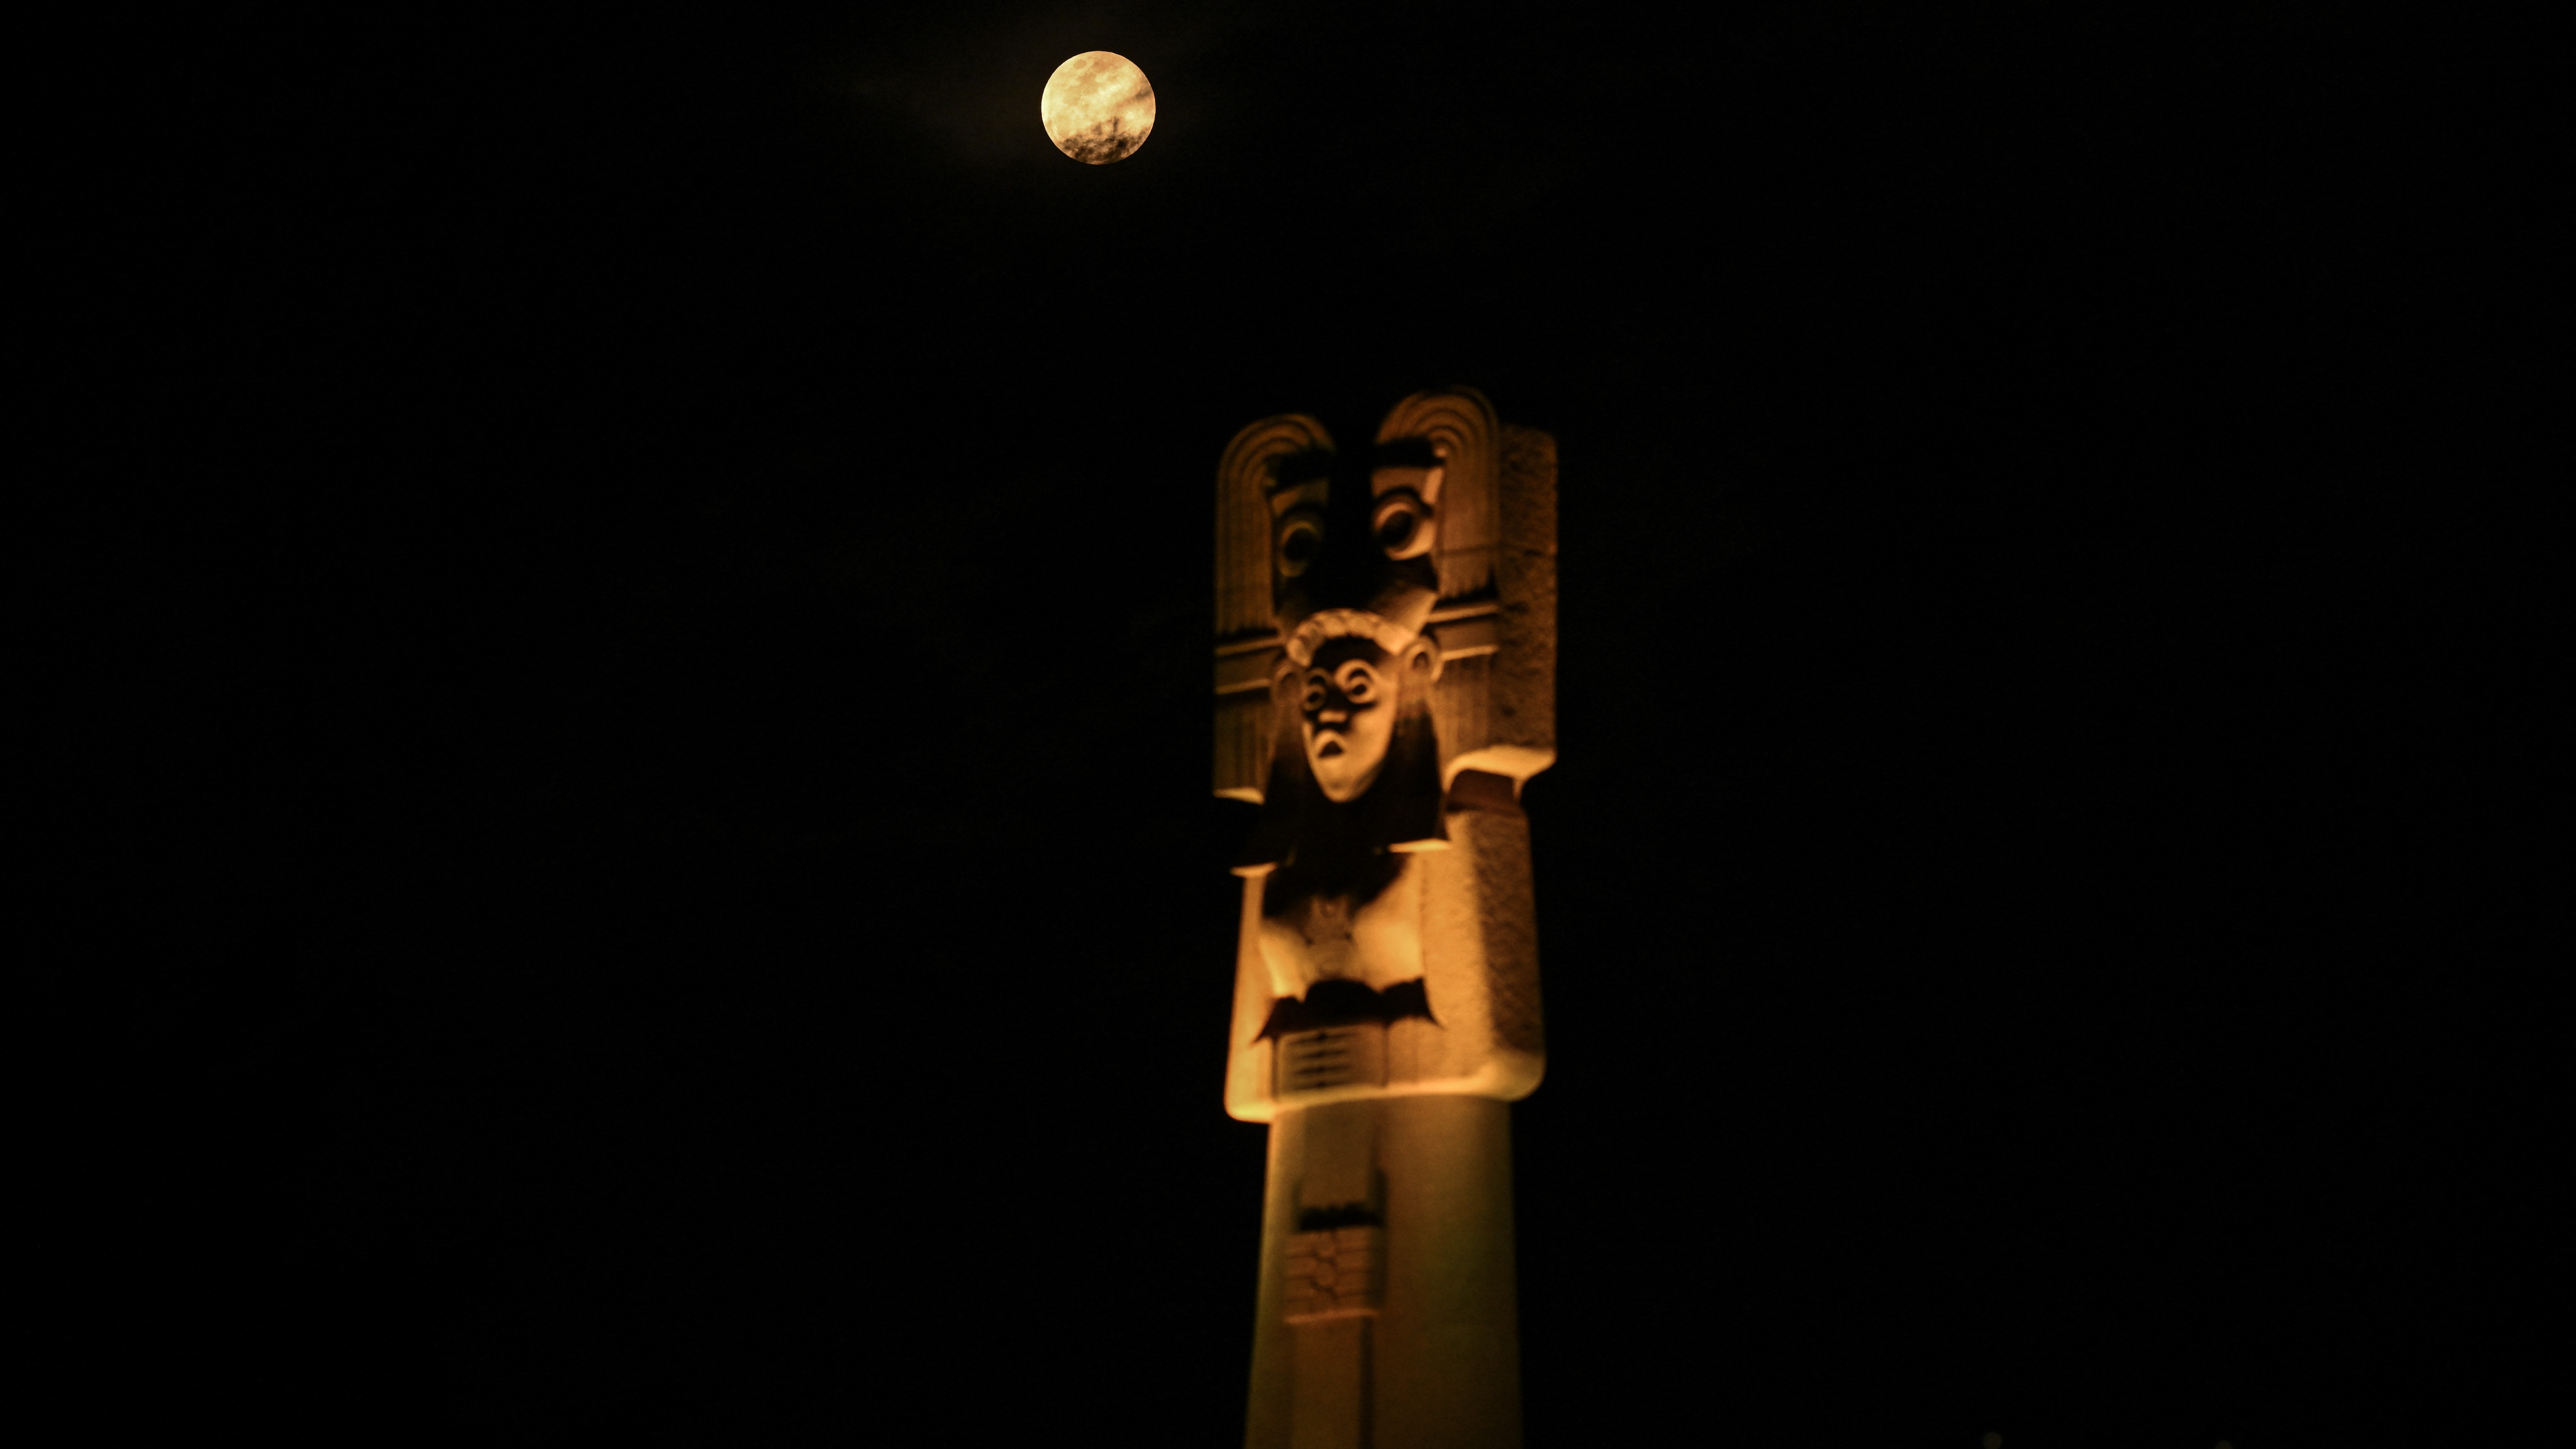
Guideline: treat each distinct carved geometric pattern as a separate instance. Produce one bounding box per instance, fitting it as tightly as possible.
[1275,1025,1387,1098]
[1489,423,1559,768]
[1457,808,1545,1058]
[1284,1226,1384,1322]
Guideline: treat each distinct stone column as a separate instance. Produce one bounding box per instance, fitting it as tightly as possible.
[1214,388,1556,1449]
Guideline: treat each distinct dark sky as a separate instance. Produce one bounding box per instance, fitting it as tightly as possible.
[90,4,2552,1445]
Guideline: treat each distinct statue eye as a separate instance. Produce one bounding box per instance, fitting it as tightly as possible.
[1369,491,1433,560]
[1301,678,1328,711]
[1276,514,1323,578]
[1340,667,1374,702]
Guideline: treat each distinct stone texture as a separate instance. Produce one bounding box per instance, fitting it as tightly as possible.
[1217,388,1552,1449]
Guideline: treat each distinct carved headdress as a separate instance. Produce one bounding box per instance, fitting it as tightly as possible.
[1213,387,1549,868]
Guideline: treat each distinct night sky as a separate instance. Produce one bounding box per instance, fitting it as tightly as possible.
[94,4,2552,1445]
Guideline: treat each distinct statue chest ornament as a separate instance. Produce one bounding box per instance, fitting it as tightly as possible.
[1258,854,1424,998]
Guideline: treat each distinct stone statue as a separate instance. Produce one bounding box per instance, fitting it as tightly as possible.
[1214,387,1557,1449]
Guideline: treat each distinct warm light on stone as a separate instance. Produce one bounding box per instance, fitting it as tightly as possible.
[1215,388,1559,1447]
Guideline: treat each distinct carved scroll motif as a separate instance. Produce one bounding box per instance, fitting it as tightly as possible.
[1214,414,1334,802]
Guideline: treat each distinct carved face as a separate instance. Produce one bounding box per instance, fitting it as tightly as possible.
[1300,637,1396,802]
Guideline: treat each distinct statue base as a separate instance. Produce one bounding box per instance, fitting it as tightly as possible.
[1243,1095,1523,1449]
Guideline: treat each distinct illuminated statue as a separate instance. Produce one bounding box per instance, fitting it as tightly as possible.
[1214,387,1556,1449]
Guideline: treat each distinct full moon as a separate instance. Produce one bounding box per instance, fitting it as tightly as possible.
[1041,51,1154,164]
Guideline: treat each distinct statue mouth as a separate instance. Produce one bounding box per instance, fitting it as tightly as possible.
[1316,738,1346,758]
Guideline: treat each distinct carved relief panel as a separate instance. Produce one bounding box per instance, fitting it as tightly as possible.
[1214,388,1558,1120]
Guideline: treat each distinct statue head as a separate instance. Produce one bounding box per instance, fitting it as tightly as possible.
[1215,388,1512,868]
[1297,626,1440,803]
[1284,600,1432,804]
[1301,638,1394,802]
[1224,600,1443,867]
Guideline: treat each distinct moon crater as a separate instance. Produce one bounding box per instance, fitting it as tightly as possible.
[1042,51,1154,165]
